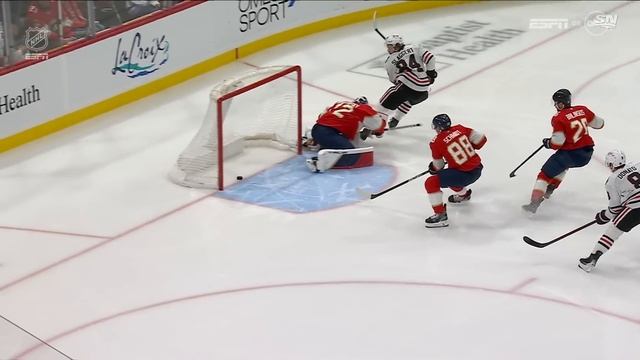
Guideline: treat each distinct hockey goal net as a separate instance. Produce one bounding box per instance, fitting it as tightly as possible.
[169,65,302,190]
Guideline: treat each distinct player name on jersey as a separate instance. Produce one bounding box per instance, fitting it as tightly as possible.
[617,166,638,180]
[564,109,586,120]
[442,130,462,144]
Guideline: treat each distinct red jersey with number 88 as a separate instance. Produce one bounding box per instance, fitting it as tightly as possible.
[551,105,596,150]
[429,124,482,171]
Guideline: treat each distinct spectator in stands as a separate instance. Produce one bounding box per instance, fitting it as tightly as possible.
[126,1,161,20]
[94,0,123,28]
[26,0,104,48]
[26,0,73,49]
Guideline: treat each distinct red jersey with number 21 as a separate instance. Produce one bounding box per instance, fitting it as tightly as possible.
[430,124,482,171]
[551,105,596,150]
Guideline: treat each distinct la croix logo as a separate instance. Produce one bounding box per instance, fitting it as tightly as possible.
[112,32,170,78]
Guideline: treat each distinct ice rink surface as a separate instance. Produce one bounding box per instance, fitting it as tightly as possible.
[2,1,640,359]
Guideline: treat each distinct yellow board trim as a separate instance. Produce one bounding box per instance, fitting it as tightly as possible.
[1,0,473,153]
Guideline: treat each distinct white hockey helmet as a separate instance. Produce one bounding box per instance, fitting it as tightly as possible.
[385,34,404,46]
[605,149,626,170]
[354,96,368,104]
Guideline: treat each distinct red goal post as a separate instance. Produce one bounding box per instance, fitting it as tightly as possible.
[216,65,302,190]
[169,65,303,190]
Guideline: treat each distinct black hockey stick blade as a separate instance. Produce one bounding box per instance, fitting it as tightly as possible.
[509,144,545,178]
[373,11,386,39]
[522,236,552,248]
[523,220,597,248]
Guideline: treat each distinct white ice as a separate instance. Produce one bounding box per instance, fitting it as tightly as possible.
[1,1,640,359]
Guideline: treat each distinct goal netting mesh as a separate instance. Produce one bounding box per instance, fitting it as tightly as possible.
[169,65,301,190]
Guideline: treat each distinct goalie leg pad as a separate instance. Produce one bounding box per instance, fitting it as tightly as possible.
[316,147,375,172]
[333,151,373,169]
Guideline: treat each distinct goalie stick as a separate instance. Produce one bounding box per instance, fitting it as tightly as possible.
[523,220,597,248]
[373,11,386,40]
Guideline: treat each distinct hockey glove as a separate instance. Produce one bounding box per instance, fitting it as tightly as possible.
[542,138,552,149]
[595,210,611,225]
[428,161,439,175]
[426,70,438,84]
[359,128,372,141]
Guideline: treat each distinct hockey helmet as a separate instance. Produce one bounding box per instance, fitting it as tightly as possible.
[385,34,404,47]
[354,96,368,104]
[432,113,451,131]
[605,149,626,170]
[552,88,572,106]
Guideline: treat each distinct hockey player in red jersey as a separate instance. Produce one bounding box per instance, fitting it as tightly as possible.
[424,114,487,228]
[306,97,386,172]
[522,89,605,213]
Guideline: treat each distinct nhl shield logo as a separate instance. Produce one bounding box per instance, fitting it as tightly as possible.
[25,27,49,52]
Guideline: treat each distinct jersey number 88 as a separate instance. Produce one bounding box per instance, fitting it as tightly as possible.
[446,135,476,165]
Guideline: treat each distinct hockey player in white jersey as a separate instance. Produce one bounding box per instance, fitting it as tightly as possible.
[579,150,640,272]
[361,34,436,139]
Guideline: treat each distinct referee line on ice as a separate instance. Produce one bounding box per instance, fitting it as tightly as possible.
[0,0,635,293]
[0,226,109,239]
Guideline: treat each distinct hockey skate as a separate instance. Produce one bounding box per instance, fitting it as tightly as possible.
[425,212,449,228]
[544,184,557,199]
[578,251,603,273]
[306,157,320,173]
[448,189,472,203]
[388,117,399,129]
[522,199,543,214]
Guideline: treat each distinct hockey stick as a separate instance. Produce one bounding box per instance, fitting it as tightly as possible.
[385,123,422,131]
[523,220,597,248]
[373,11,386,39]
[360,123,422,141]
[357,169,430,200]
[509,144,545,178]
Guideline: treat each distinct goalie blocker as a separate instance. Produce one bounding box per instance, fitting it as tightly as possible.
[306,147,374,173]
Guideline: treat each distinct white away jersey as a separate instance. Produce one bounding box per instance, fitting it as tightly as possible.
[605,162,640,214]
[384,44,436,92]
